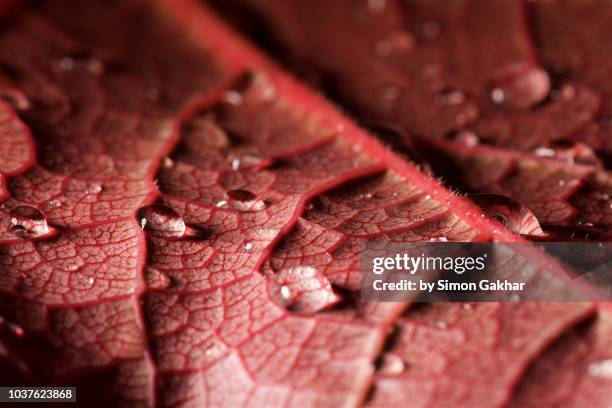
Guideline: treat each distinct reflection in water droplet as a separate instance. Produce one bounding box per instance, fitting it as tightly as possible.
[226,189,267,212]
[137,205,186,238]
[491,87,505,104]
[588,359,612,379]
[377,352,405,376]
[471,194,544,236]
[144,267,172,289]
[243,241,254,251]
[268,266,339,314]
[7,206,50,239]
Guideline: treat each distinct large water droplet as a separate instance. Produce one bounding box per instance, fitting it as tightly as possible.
[137,205,186,238]
[471,194,544,236]
[7,206,50,239]
[588,359,612,379]
[225,189,267,212]
[144,267,172,289]
[268,266,339,314]
[376,352,406,376]
[490,66,550,110]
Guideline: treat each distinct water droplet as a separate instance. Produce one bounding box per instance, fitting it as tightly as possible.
[47,199,62,208]
[162,157,174,169]
[436,320,448,329]
[377,83,400,101]
[243,241,254,250]
[420,20,441,40]
[7,206,50,239]
[429,236,448,242]
[368,0,386,12]
[375,31,415,57]
[0,80,31,110]
[446,130,479,147]
[86,182,102,194]
[137,205,186,238]
[376,352,405,376]
[435,89,466,106]
[227,152,264,171]
[558,180,566,187]
[268,266,339,314]
[144,267,172,289]
[588,359,612,379]
[471,194,544,236]
[5,321,24,337]
[182,116,230,151]
[222,71,276,107]
[536,140,600,165]
[52,53,105,76]
[222,90,243,106]
[462,303,473,311]
[226,189,266,212]
[490,66,550,109]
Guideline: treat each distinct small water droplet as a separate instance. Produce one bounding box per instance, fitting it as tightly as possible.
[47,199,62,208]
[376,352,405,376]
[462,303,473,311]
[490,67,550,109]
[0,81,31,110]
[436,320,448,329]
[137,205,186,238]
[420,20,440,40]
[243,241,254,250]
[491,87,505,104]
[144,267,172,289]
[435,89,466,106]
[7,322,24,337]
[226,189,266,212]
[471,194,544,236]
[429,236,448,242]
[368,0,386,12]
[53,53,105,76]
[375,31,415,57]
[446,130,480,147]
[222,90,243,106]
[227,152,264,171]
[268,266,339,314]
[588,359,612,379]
[86,182,102,194]
[7,206,50,239]
[162,157,174,169]
[558,180,566,187]
[377,83,400,101]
